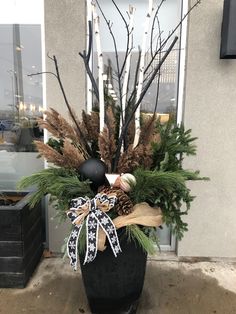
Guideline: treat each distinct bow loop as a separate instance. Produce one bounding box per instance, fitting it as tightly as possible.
[95,193,117,212]
[67,196,90,226]
[67,193,121,270]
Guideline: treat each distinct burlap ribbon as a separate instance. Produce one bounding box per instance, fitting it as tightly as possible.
[97,202,163,251]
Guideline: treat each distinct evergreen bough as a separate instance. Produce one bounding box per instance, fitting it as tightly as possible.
[18,119,208,255]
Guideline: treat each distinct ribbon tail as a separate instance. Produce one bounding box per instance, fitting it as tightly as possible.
[84,213,99,264]
[67,225,82,271]
[98,211,122,258]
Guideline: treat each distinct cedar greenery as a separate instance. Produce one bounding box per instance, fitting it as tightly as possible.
[18,110,208,254]
[18,115,208,254]
[17,167,93,209]
[151,120,198,171]
[130,169,198,239]
[129,120,209,239]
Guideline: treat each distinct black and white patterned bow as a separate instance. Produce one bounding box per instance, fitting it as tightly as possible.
[67,193,122,270]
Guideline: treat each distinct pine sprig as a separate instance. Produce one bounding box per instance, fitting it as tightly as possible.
[151,120,197,171]
[17,167,93,208]
[176,169,209,181]
[125,225,156,255]
[130,168,207,239]
[130,169,186,204]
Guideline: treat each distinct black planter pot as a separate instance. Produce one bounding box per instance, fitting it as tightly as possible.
[79,229,147,314]
[0,191,43,288]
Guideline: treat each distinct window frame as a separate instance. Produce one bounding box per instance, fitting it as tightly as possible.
[85,0,188,252]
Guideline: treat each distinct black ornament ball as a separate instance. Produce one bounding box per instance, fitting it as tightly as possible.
[78,158,108,192]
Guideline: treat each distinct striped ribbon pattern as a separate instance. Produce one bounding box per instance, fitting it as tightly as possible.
[67,193,121,270]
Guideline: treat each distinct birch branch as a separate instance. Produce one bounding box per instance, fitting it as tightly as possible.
[113,36,178,172]
[93,4,105,133]
[133,0,154,148]
[153,15,162,115]
[120,5,135,137]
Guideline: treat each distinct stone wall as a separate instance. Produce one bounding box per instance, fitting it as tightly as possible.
[178,0,236,258]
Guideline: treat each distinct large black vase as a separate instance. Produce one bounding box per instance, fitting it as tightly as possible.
[79,229,147,314]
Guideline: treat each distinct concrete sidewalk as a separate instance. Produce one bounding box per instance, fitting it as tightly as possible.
[0,257,236,314]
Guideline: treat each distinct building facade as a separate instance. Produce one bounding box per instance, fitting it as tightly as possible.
[0,0,236,259]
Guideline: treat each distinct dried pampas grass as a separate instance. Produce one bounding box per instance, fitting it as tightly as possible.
[35,139,85,170]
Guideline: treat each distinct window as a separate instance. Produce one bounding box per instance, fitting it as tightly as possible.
[0,0,44,189]
[87,0,185,250]
[89,0,182,119]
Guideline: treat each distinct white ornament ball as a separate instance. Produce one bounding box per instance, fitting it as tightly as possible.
[119,173,136,192]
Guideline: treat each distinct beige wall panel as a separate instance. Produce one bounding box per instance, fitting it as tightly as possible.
[178,0,236,257]
[44,0,86,252]
[44,0,86,117]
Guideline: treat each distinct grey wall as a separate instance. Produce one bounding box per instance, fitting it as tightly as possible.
[44,0,86,252]
[178,0,236,257]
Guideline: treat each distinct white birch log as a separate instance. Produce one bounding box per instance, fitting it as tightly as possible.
[92,4,105,132]
[119,5,135,137]
[133,0,154,148]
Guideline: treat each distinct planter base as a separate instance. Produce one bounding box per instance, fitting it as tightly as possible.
[90,298,139,314]
[0,191,43,288]
[80,230,147,314]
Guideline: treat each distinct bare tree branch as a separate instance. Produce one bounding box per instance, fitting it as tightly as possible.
[150,0,165,58]
[133,0,154,148]
[27,72,58,79]
[144,0,201,75]
[95,0,124,124]
[79,20,100,101]
[113,36,178,171]
[47,52,54,61]
[52,55,93,157]
[112,1,133,77]
[86,20,93,63]
[153,14,162,116]
[120,5,135,139]
[79,50,100,101]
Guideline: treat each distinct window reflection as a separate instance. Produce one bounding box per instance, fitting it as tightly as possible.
[90,0,181,249]
[92,0,181,120]
[0,24,43,152]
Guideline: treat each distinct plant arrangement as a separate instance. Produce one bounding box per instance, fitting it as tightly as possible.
[18,106,207,266]
[18,0,205,271]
